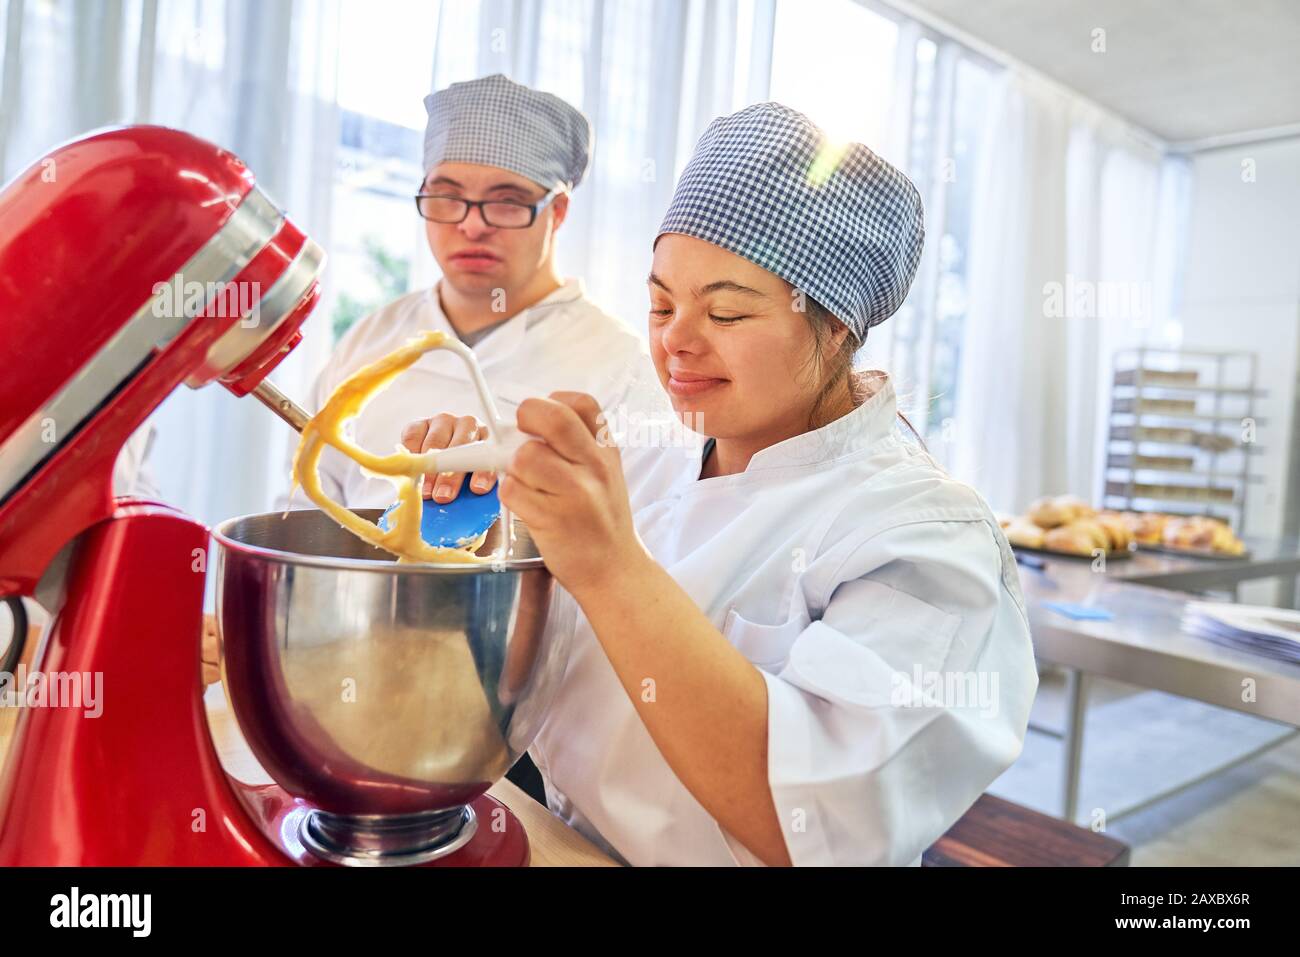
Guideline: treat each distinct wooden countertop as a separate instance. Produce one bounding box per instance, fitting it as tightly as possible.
[487,778,617,866]
[0,621,615,866]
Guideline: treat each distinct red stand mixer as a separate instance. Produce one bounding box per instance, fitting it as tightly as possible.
[0,127,560,866]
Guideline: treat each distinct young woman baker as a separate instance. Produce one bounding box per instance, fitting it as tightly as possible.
[402,103,1038,866]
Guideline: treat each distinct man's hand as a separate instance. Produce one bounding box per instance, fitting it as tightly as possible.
[400,413,496,502]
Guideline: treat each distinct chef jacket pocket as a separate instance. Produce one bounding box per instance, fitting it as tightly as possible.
[723,608,809,672]
[787,580,963,710]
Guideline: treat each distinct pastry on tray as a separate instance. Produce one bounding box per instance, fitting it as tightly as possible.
[1027,494,1092,529]
[1115,510,1167,545]
[1003,518,1045,549]
[1055,494,1096,520]
[1069,518,1111,551]
[1094,511,1134,551]
[1043,523,1102,555]
[1011,496,1132,556]
[1161,515,1246,555]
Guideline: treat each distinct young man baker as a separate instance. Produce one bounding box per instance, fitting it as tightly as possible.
[300,73,650,508]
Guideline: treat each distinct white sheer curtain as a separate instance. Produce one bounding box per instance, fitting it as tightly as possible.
[949,72,1071,512]
[0,0,342,525]
[950,69,1178,514]
[1066,126,1182,505]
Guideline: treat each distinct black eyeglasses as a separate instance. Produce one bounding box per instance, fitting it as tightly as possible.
[414,186,562,229]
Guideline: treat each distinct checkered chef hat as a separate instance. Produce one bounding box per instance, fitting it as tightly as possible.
[657,103,925,338]
[423,74,593,191]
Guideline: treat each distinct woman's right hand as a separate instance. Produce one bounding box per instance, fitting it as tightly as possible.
[400,413,498,502]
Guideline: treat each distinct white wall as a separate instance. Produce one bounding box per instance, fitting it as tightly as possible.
[1180,137,1300,536]
[1178,136,1300,604]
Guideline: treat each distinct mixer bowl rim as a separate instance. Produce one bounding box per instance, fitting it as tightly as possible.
[210,508,547,574]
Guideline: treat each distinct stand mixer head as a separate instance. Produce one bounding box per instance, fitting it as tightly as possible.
[0,126,558,866]
[0,126,322,596]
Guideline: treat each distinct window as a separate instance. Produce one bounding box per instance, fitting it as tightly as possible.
[329,0,440,341]
[767,2,997,453]
[928,56,996,440]
[768,0,898,150]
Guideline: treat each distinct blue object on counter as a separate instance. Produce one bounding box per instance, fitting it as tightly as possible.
[1042,601,1114,622]
[378,484,500,548]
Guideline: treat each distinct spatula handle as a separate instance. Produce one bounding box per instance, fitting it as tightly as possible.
[429,428,531,473]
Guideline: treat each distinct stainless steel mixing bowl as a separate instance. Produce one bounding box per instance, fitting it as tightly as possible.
[210,508,567,864]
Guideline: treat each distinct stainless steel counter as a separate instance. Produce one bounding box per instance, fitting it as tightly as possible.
[1012,538,1300,822]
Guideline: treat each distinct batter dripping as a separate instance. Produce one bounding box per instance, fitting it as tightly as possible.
[290,329,494,564]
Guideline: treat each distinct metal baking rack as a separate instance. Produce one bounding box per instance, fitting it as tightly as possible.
[1104,347,1265,530]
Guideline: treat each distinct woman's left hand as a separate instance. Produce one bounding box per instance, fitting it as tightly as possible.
[501,392,646,594]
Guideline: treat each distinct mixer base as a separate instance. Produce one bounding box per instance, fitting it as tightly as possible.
[237,782,530,867]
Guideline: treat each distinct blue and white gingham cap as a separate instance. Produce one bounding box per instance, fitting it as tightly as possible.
[657,103,924,338]
[423,74,593,191]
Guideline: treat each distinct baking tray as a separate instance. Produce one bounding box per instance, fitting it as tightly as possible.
[1134,542,1251,561]
[1010,542,1135,562]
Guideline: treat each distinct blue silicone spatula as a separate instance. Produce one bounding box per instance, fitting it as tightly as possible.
[368,336,536,550]
[377,484,501,548]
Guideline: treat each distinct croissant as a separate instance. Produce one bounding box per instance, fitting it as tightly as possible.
[1044,523,1101,556]
[1164,517,1214,550]
[1164,516,1244,554]
[1003,519,1045,549]
[1054,494,1095,520]
[1095,512,1133,551]
[1118,510,1166,545]
[1028,496,1076,529]
[1070,519,1111,551]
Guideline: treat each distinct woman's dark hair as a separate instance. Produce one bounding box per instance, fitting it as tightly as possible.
[801,296,925,447]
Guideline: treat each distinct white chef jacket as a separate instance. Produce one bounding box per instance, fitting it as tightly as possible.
[291,278,650,508]
[113,422,161,499]
[528,372,1039,866]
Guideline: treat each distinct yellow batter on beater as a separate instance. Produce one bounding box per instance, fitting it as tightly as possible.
[290,329,493,564]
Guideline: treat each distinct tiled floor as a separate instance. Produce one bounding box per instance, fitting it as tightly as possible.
[1006,667,1300,865]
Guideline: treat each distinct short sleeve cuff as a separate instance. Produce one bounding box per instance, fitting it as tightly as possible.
[711,667,832,867]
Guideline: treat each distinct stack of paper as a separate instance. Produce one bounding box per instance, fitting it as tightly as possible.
[1181,601,1300,664]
